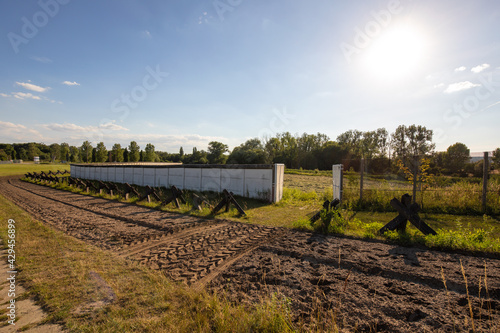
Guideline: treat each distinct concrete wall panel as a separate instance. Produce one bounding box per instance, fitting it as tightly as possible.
[168,168,184,188]
[115,167,124,183]
[70,164,284,202]
[133,168,144,186]
[220,169,244,194]
[123,168,134,184]
[88,167,95,180]
[155,168,169,187]
[201,168,221,192]
[143,168,155,187]
[184,169,202,191]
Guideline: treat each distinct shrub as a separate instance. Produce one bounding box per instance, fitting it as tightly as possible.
[311,208,347,234]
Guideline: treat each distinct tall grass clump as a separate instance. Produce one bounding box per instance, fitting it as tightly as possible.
[311,208,348,234]
[279,187,318,205]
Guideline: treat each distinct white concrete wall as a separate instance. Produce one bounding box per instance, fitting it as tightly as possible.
[70,164,284,202]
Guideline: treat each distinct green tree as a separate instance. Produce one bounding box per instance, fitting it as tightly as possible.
[128,141,140,162]
[376,128,389,157]
[0,149,9,161]
[60,143,70,162]
[264,137,281,163]
[276,132,299,168]
[69,146,80,162]
[18,148,28,160]
[390,124,435,159]
[111,143,124,162]
[445,142,470,174]
[337,129,363,156]
[188,147,208,164]
[80,141,93,163]
[144,143,157,162]
[96,142,108,162]
[493,148,500,169]
[228,139,268,164]
[27,142,41,161]
[123,148,129,162]
[2,144,15,160]
[49,143,60,162]
[314,141,349,170]
[296,133,330,169]
[207,141,228,164]
[179,146,184,157]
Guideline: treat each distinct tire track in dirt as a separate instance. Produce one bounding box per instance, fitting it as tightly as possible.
[0,178,283,287]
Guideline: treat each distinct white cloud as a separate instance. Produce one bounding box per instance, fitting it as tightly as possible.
[444,81,481,93]
[16,81,50,93]
[0,121,27,130]
[62,81,80,86]
[12,92,42,100]
[1,91,60,103]
[141,30,152,39]
[42,121,129,133]
[471,63,490,73]
[454,66,466,72]
[43,123,88,132]
[0,121,43,142]
[0,120,226,152]
[433,83,445,88]
[31,56,52,63]
[98,121,128,131]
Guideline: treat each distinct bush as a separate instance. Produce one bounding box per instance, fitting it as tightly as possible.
[311,208,347,234]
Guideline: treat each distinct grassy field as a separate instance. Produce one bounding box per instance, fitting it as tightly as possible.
[284,170,500,216]
[0,162,70,177]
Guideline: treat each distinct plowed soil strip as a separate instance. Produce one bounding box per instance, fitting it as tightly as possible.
[118,222,229,257]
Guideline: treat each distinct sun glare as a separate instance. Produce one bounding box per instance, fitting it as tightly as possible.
[362,24,428,82]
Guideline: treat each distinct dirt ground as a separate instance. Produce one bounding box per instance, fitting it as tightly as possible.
[1,176,499,332]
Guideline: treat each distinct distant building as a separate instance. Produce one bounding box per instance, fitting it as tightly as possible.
[34,156,40,164]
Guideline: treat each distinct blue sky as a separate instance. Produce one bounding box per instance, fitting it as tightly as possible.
[1,0,499,153]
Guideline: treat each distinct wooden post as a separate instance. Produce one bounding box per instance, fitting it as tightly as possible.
[359,158,364,202]
[412,155,418,204]
[482,151,489,213]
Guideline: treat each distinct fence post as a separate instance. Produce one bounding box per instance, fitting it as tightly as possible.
[482,151,489,213]
[359,158,364,201]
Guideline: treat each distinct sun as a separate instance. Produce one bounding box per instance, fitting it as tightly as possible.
[362,24,428,81]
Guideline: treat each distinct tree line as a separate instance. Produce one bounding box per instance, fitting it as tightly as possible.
[1,124,499,176]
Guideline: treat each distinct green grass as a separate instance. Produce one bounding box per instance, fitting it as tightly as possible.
[0,193,297,332]
[0,163,70,177]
